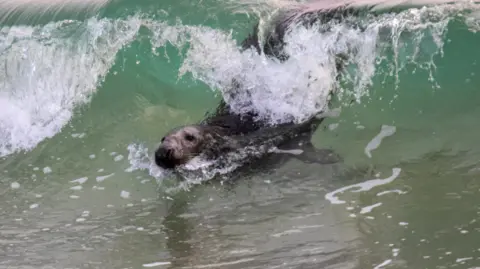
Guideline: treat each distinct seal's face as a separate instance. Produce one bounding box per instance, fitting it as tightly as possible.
[154,125,206,169]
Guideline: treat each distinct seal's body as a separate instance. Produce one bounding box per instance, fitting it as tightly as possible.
[154,5,353,174]
[154,97,340,174]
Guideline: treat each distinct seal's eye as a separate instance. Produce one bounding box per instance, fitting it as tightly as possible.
[161,137,165,143]
[184,134,195,142]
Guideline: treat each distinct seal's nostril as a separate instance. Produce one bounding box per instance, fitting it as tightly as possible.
[155,148,165,158]
[154,147,176,169]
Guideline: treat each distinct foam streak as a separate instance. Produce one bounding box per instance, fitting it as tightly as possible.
[325,167,401,204]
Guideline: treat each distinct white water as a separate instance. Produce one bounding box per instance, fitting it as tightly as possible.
[0,17,141,157]
[154,2,474,125]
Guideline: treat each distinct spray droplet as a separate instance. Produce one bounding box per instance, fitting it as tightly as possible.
[43,167,52,174]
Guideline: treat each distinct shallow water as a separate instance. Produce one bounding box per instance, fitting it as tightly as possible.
[2,0,480,268]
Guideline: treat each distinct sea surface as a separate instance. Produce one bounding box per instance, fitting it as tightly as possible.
[2,0,480,268]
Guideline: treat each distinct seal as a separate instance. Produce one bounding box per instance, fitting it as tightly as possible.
[154,97,341,174]
[154,5,355,175]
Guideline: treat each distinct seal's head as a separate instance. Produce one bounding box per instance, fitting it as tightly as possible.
[154,125,217,169]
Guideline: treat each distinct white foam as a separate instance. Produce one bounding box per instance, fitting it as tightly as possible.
[377,189,407,196]
[96,173,114,182]
[359,202,382,214]
[171,22,341,124]
[0,17,142,157]
[142,262,171,267]
[126,143,165,179]
[71,133,86,138]
[365,125,396,158]
[43,167,52,174]
[120,190,130,199]
[270,147,304,155]
[10,182,20,189]
[374,259,392,269]
[328,123,339,130]
[183,258,255,268]
[456,257,473,263]
[325,167,401,204]
[70,177,88,184]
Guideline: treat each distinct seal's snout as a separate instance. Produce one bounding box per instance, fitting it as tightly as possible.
[154,126,205,169]
[154,146,176,169]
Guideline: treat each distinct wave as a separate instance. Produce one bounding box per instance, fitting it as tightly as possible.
[0,17,141,157]
[1,0,480,180]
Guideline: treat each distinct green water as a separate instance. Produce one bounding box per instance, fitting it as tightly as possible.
[2,1,480,268]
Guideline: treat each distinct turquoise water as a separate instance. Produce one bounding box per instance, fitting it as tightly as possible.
[2,0,480,268]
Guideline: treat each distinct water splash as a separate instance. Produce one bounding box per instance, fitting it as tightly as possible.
[0,17,142,157]
[126,141,267,187]
[126,143,166,180]
[145,3,474,124]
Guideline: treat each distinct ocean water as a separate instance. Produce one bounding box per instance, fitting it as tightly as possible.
[2,0,480,268]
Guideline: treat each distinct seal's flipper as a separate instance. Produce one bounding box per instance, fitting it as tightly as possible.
[294,143,342,165]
